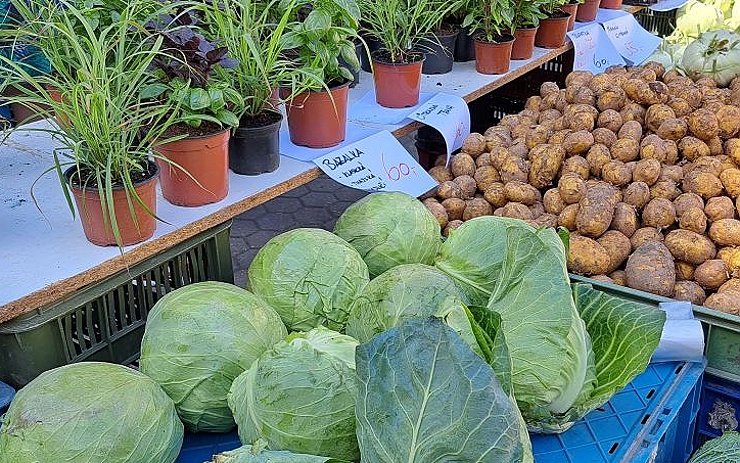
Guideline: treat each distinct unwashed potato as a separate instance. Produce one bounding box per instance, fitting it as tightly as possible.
[694,259,729,290]
[499,155,530,183]
[645,103,676,132]
[673,281,707,305]
[483,183,507,208]
[717,105,740,139]
[709,219,740,246]
[461,133,487,157]
[630,227,665,252]
[687,108,720,141]
[610,270,628,285]
[528,144,566,189]
[597,87,629,112]
[567,235,611,275]
[539,109,563,124]
[677,137,711,162]
[610,202,639,237]
[707,136,725,157]
[563,130,595,155]
[682,171,724,200]
[504,181,541,205]
[534,213,559,228]
[423,198,449,228]
[558,203,580,231]
[576,182,620,238]
[618,120,643,141]
[632,158,661,186]
[657,118,688,141]
[665,229,717,264]
[443,219,464,237]
[623,181,651,209]
[640,134,669,164]
[620,102,646,125]
[474,165,501,192]
[529,201,545,219]
[525,125,554,149]
[475,152,492,168]
[429,166,454,184]
[597,230,632,274]
[650,179,682,201]
[660,165,684,184]
[540,81,559,97]
[544,189,566,215]
[437,181,463,200]
[548,128,572,145]
[667,96,693,117]
[500,202,533,220]
[679,207,708,234]
[676,261,696,281]
[719,278,740,293]
[593,127,618,147]
[704,291,740,315]
[610,138,640,162]
[674,193,705,217]
[705,196,736,222]
[450,153,476,177]
[489,146,510,169]
[559,173,588,204]
[642,198,677,229]
[597,109,623,133]
[602,160,633,187]
[463,197,494,221]
[441,197,467,221]
[625,241,676,297]
[560,156,591,180]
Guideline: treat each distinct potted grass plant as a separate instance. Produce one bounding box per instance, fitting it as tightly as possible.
[422,7,466,75]
[278,0,361,149]
[0,0,177,247]
[143,7,241,207]
[464,0,516,75]
[536,0,573,48]
[358,0,461,108]
[511,0,548,60]
[203,0,296,175]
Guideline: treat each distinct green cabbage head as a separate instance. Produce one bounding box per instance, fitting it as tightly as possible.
[333,192,442,278]
[210,441,351,462]
[140,281,287,433]
[248,228,370,332]
[228,326,360,461]
[0,362,183,463]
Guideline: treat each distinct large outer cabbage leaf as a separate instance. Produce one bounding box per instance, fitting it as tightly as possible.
[228,327,360,461]
[247,228,370,332]
[435,217,594,422]
[689,432,740,462]
[140,282,287,433]
[333,192,442,278]
[355,317,530,463]
[0,362,183,463]
[345,263,480,354]
[210,442,350,462]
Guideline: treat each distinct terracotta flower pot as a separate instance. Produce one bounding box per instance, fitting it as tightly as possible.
[372,51,425,108]
[283,81,350,148]
[576,0,602,22]
[155,129,230,207]
[561,2,579,31]
[600,0,623,8]
[474,35,515,75]
[511,27,539,60]
[535,14,571,49]
[64,161,158,246]
[46,86,70,128]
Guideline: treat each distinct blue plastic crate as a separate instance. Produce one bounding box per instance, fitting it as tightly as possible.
[695,373,740,449]
[532,361,705,463]
[177,430,241,463]
[0,381,14,416]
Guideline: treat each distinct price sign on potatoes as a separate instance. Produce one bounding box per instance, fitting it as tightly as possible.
[408,93,471,164]
[602,14,662,65]
[567,23,626,74]
[314,131,438,197]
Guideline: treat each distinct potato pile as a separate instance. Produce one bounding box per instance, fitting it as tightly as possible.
[423,63,740,316]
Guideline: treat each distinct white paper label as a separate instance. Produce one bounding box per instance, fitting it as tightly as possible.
[567,23,626,74]
[602,14,663,65]
[408,93,471,161]
[314,131,438,197]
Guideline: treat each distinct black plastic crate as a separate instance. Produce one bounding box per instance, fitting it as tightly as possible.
[634,9,678,38]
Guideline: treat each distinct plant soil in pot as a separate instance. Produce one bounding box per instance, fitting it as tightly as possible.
[422,27,459,75]
[155,124,230,207]
[511,27,538,60]
[372,50,425,108]
[64,161,158,246]
[561,2,579,31]
[454,25,476,62]
[535,12,571,48]
[229,109,282,175]
[576,0,601,22]
[474,35,515,75]
[283,81,350,148]
[599,0,622,8]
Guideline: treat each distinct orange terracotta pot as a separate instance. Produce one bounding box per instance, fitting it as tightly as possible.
[155,129,230,207]
[511,27,538,60]
[372,53,425,108]
[283,81,350,148]
[64,162,158,246]
[474,36,515,75]
[561,3,578,31]
[535,14,571,49]
[46,86,70,128]
[576,0,602,22]
[600,0,623,8]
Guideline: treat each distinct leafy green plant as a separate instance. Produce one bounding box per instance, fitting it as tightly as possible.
[542,0,573,15]
[462,0,516,42]
[0,0,179,246]
[357,0,463,63]
[512,0,548,30]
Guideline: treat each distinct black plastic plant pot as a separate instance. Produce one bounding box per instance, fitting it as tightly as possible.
[454,25,476,62]
[422,28,459,75]
[229,109,282,176]
[359,33,382,72]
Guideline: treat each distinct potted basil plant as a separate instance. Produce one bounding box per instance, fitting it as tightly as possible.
[463,0,516,75]
[536,0,573,49]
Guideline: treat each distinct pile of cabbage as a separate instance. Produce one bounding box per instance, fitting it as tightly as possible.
[0,192,668,463]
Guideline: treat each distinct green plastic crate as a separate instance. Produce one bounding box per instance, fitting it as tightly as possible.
[570,274,740,384]
[0,221,234,389]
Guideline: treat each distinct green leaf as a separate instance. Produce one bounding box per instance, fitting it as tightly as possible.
[140,83,168,100]
[467,306,513,395]
[280,31,304,50]
[689,432,740,462]
[210,443,351,462]
[304,9,332,31]
[355,318,528,463]
[216,109,240,128]
[189,88,211,111]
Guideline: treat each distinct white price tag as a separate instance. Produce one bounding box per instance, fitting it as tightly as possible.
[602,14,663,65]
[567,23,626,74]
[408,92,471,162]
[314,131,438,197]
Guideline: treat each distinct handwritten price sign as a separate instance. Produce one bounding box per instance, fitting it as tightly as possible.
[314,131,437,197]
[408,92,470,166]
[567,23,625,74]
[602,14,662,65]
